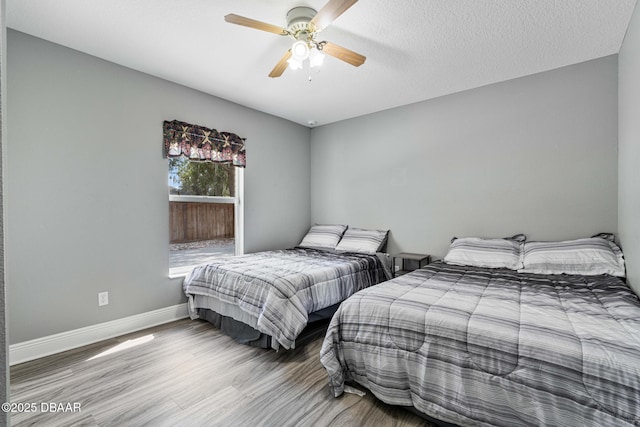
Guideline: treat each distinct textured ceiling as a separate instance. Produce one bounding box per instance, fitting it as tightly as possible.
[6,0,637,127]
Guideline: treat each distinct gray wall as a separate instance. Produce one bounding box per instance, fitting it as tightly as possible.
[619,3,640,295]
[6,30,310,343]
[311,56,619,258]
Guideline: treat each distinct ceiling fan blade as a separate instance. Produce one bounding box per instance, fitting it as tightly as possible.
[310,0,358,32]
[269,50,293,78]
[321,42,366,67]
[224,14,288,36]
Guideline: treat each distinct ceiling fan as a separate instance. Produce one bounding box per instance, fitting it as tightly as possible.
[225,0,366,78]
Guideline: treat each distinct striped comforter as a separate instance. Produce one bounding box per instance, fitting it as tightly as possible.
[320,261,640,426]
[183,248,388,350]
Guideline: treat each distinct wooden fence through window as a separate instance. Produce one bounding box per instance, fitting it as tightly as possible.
[169,202,234,243]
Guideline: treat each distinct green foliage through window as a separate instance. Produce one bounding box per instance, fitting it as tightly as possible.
[169,157,235,197]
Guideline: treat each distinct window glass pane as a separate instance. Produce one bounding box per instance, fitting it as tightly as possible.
[169,157,236,197]
[168,158,236,272]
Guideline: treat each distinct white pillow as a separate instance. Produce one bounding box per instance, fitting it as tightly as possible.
[443,236,524,270]
[335,228,389,254]
[519,237,625,277]
[298,224,347,250]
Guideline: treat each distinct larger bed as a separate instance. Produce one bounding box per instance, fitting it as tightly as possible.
[184,225,391,350]
[320,236,640,426]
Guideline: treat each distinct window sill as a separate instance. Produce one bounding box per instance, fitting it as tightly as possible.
[168,265,196,279]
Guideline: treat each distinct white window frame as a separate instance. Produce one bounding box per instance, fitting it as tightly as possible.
[168,167,244,278]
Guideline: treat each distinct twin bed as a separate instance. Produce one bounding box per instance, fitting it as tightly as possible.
[183,228,640,426]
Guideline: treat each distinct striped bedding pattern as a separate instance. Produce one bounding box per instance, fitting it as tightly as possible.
[298,224,347,250]
[520,237,626,276]
[320,261,640,426]
[335,228,388,253]
[443,236,524,269]
[183,248,388,349]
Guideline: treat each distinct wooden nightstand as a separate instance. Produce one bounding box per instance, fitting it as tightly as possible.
[392,253,431,277]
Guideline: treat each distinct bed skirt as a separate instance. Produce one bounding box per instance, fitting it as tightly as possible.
[197,303,340,349]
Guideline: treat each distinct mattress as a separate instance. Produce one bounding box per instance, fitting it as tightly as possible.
[184,247,390,350]
[320,261,640,426]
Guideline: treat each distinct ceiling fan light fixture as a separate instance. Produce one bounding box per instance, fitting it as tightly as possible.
[308,48,325,68]
[287,57,304,70]
[291,40,310,61]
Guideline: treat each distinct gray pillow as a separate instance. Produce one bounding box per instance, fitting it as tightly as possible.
[335,228,389,253]
[519,236,625,277]
[298,224,348,250]
[444,236,524,270]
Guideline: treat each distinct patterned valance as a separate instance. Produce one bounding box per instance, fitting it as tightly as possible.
[163,120,246,167]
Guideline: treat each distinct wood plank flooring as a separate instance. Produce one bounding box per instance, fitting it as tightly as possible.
[10,319,434,427]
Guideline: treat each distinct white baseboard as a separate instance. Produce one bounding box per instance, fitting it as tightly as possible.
[9,303,189,366]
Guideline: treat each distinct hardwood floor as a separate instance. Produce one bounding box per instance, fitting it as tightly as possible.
[10,319,434,426]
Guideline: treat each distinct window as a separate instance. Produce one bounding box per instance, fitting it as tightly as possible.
[169,157,235,197]
[168,158,243,277]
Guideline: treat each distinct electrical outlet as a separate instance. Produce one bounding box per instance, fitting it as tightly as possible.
[98,291,109,306]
